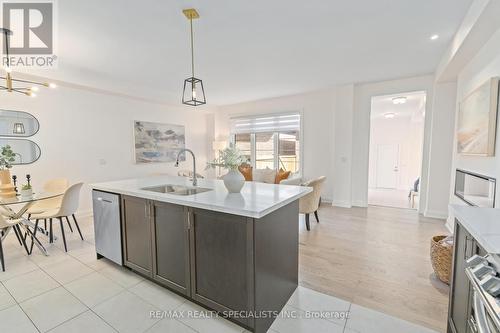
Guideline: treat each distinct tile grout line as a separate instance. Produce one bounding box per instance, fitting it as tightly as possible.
[0,280,42,333]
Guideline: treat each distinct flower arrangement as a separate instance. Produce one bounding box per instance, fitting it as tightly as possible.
[206,144,246,171]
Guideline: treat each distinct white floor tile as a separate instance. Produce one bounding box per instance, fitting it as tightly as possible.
[42,256,94,284]
[0,257,38,281]
[19,286,87,332]
[176,302,244,333]
[72,251,114,271]
[99,264,143,288]
[146,318,197,333]
[129,280,185,311]
[3,268,60,302]
[92,290,160,333]
[286,286,351,326]
[270,305,344,333]
[346,304,439,333]
[29,245,70,268]
[47,310,116,333]
[0,305,38,333]
[0,282,16,310]
[64,271,124,307]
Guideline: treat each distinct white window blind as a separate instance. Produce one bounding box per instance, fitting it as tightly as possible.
[230,113,300,134]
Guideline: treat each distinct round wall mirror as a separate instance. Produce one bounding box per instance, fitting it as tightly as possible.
[0,139,41,165]
[0,110,40,137]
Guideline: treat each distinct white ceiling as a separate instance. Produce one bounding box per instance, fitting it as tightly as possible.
[24,0,473,105]
[371,91,426,121]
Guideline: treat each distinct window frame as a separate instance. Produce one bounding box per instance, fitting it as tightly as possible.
[230,111,303,175]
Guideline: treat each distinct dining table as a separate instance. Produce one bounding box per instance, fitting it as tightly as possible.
[0,191,64,256]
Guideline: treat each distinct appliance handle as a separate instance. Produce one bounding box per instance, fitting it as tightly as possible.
[474,291,493,333]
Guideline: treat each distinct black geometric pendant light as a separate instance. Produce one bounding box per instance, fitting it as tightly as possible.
[182,8,206,106]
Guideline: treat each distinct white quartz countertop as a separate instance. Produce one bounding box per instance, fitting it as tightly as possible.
[450,204,500,254]
[91,176,312,218]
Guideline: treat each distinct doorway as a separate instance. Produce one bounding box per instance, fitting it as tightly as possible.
[368,91,426,209]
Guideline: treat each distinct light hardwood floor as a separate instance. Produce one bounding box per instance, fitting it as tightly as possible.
[298,204,450,333]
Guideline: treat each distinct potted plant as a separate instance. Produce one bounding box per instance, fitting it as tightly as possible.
[20,184,33,197]
[0,145,16,185]
[207,145,246,193]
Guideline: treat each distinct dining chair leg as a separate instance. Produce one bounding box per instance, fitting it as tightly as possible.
[72,214,84,241]
[15,225,30,255]
[314,210,320,223]
[27,214,31,220]
[49,219,53,243]
[0,236,5,271]
[29,220,40,255]
[44,219,47,235]
[305,213,310,231]
[12,225,23,246]
[58,217,68,252]
[65,216,74,233]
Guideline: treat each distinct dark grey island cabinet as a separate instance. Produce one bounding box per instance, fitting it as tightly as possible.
[117,194,300,332]
[447,220,486,333]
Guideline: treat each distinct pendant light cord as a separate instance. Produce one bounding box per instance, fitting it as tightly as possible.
[3,30,10,68]
[190,17,195,78]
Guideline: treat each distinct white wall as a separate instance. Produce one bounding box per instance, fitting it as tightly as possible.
[332,84,354,207]
[449,28,500,212]
[368,115,424,191]
[1,85,211,215]
[424,81,457,219]
[214,89,336,201]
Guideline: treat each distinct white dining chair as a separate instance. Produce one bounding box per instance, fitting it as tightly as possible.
[26,178,69,231]
[0,213,29,271]
[30,182,84,252]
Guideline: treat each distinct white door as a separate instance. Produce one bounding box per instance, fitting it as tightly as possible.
[376,144,399,189]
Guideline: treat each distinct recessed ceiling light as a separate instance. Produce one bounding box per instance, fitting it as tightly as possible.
[430,34,439,40]
[384,112,396,119]
[392,97,407,105]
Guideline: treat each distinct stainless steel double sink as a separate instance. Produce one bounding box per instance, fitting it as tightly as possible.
[141,184,212,196]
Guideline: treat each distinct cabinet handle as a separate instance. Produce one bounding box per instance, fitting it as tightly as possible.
[187,213,191,230]
[145,204,149,221]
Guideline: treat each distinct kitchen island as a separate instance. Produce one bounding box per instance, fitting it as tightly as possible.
[91,176,312,333]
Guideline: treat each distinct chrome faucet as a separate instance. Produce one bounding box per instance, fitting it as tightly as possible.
[175,148,197,186]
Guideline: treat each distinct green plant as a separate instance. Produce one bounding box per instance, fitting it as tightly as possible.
[21,184,32,190]
[0,145,16,170]
[206,144,246,171]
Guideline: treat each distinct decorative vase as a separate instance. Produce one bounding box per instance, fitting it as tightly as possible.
[20,188,33,198]
[222,169,245,193]
[0,169,16,198]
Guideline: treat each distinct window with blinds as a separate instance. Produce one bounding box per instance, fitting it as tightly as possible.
[230,113,301,173]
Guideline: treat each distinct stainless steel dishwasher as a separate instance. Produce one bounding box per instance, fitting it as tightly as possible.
[92,190,122,265]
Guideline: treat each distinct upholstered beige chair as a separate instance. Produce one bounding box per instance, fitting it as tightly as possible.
[299,176,326,231]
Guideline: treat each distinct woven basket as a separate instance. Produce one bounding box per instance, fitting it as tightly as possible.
[430,235,453,285]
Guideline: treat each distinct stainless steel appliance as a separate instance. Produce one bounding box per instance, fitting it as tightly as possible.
[465,254,500,333]
[92,190,122,265]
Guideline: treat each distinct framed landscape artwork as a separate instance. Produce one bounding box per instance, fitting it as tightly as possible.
[134,121,186,163]
[457,77,500,156]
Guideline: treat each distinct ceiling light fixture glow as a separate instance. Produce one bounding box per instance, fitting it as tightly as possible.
[392,97,407,105]
[430,34,439,40]
[384,112,396,119]
[1,28,57,97]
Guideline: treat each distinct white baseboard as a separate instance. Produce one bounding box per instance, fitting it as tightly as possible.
[320,197,333,204]
[351,200,367,208]
[331,200,352,208]
[424,209,448,220]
